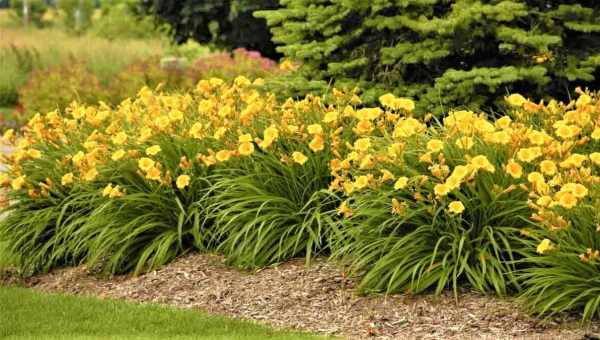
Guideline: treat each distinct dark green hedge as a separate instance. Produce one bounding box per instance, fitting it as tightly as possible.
[142,0,281,59]
[256,0,600,114]
[9,0,48,27]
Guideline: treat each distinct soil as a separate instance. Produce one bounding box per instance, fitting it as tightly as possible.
[3,253,600,339]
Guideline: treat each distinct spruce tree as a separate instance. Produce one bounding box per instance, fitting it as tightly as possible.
[256,0,600,114]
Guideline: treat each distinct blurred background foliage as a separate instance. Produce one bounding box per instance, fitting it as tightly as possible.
[140,0,281,59]
[5,1,600,123]
[0,0,286,129]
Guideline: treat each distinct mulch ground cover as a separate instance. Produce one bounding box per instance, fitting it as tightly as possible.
[2,253,599,339]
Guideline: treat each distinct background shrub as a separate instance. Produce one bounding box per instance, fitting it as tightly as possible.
[0,59,25,107]
[0,22,165,97]
[142,0,281,59]
[14,46,283,122]
[109,48,285,105]
[190,48,281,81]
[90,0,162,40]
[257,1,600,114]
[164,39,211,61]
[0,105,25,131]
[19,61,109,114]
[57,0,95,33]
[9,0,47,27]
[0,45,39,107]
[108,56,195,103]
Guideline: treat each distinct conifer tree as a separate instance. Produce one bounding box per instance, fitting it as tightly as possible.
[256,0,600,114]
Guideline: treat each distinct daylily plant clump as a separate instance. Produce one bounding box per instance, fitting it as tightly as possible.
[331,90,600,320]
[0,79,599,320]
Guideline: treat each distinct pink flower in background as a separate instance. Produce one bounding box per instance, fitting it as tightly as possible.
[190,48,284,80]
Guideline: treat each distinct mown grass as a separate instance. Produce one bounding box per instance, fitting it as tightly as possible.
[0,286,326,340]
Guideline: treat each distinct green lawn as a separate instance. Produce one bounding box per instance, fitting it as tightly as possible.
[0,286,326,340]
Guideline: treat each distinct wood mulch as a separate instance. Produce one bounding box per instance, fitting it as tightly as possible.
[2,253,599,339]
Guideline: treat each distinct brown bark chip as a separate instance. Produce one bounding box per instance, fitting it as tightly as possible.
[5,253,600,339]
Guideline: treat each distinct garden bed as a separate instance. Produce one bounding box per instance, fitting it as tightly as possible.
[5,253,599,339]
